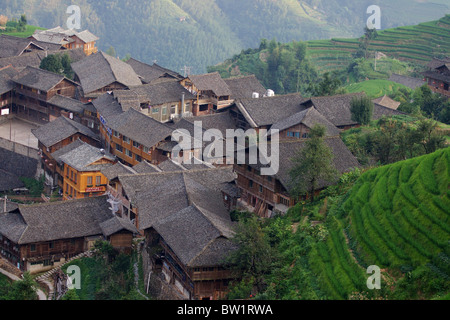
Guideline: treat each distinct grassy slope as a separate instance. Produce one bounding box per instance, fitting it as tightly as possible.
[309,147,450,299]
[1,25,45,38]
[307,15,450,74]
[344,79,411,99]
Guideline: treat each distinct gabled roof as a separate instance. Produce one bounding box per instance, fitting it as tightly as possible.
[427,57,450,70]
[302,93,365,127]
[182,110,237,136]
[132,160,162,174]
[246,137,361,193]
[50,138,85,165]
[372,95,401,110]
[117,167,236,266]
[224,75,266,99]
[188,72,232,97]
[126,58,183,83]
[13,65,76,92]
[269,107,341,136]
[47,94,85,113]
[71,51,142,95]
[91,92,124,122]
[99,215,139,237]
[0,195,113,244]
[0,65,19,95]
[101,161,137,181]
[131,81,195,106]
[0,34,45,58]
[235,92,307,127]
[59,141,115,172]
[31,116,100,148]
[106,108,174,148]
[74,30,99,43]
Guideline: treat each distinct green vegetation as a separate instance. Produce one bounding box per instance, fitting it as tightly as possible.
[40,53,74,79]
[345,79,411,99]
[227,148,450,300]
[61,240,147,300]
[0,272,38,300]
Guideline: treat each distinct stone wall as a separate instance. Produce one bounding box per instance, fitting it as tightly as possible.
[0,137,40,179]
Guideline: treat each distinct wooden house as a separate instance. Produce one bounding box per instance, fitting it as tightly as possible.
[116,167,239,299]
[31,27,99,56]
[0,34,63,59]
[125,58,184,84]
[0,65,18,117]
[422,57,450,98]
[235,137,360,217]
[71,51,142,102]
[181,72,233,115]
[223,74,266,100]
[0,195,137,274]
[58,141,116,200]
[11,66,78,124]
[31,116,101,188]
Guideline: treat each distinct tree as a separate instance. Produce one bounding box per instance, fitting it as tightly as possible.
[9,272,38,300]
[39,54,63,75]
[60,53,74,79]
[288,124,338,202]
[226,215,280,294]
[105,46,117,58]
[350,96,374,125]
[307,72,344,97]
[415,118,446,154]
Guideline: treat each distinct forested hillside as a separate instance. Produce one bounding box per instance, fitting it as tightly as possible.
[0,0,448,73]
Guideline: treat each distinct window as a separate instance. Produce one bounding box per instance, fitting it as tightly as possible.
[247,165,252,172]
[302,133,309,138]
[115,144,123,152]
[294,132,300,138]
[113,130,120,138]
[96,176,101,185]
[123,135,130,143]
[30,244,36,252]
[162,106,167,115]
[249,180,253,188]
[133,141,141,149]
[267,176,272,182]
[259,185,263,193]
[125,148,133,158]
[143,146,150,154]
[152,107,159,114]
[49,242,55,249]
[87,176,93,185]
[135,155,142,162]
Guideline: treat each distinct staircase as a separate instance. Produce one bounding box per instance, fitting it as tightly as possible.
[34,250,94,300]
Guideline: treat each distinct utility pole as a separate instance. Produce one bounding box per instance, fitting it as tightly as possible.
[181,65,192,77]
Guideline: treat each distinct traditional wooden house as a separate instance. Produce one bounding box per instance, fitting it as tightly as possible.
[125,58,184,84]
[0,195,137,273]
[113,81,196,122]
[71,51,142,102]
[116,167,238,299]
[31,116,101,188]
[0,34,63,59]
[181,72,233,115]
[0,65,18,117]
[58,141,116,200]
[46,94,86,122]
[372,95,401,110]
[422,57,450,98]
[234,137,360,217]
[223,74,266,100]
[31,27,99,56]
[11,66,78,124]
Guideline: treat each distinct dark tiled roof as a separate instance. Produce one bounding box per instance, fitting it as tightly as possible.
[372,103,406,120]
[117,167,236,266]
[91,92,124,122]
[269,107,341,136]
[372,95,401,110]
[132,160,162,174]
[0,48,85,71]
[71,51,142,95]
[107,108,174,148]
[0,34,45,58]
[182,110,238,136]
[224,75,266,99]
[0,200,19,214]
[101,161,137,181]
[50,139,85,165]
[246,137,361,193]
[0,195,114,244]
[126,58,182,83]
[422,70,450,83]
[99,215,139,237]
[188,72,232,97]
[59,141,115,172]
[235,93,307,127]
[12,65,73,92]
[388,74,424,90]
[31,116,99,148]
[426,57,450,70]
[47,94,85,113]
[0,169,25,192]
[0,65,19,94]
[131,81,195,106]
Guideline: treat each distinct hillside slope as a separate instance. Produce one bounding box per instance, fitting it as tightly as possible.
[209,15,450,84]
[1,0,449,73]
[310,147,450,299]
